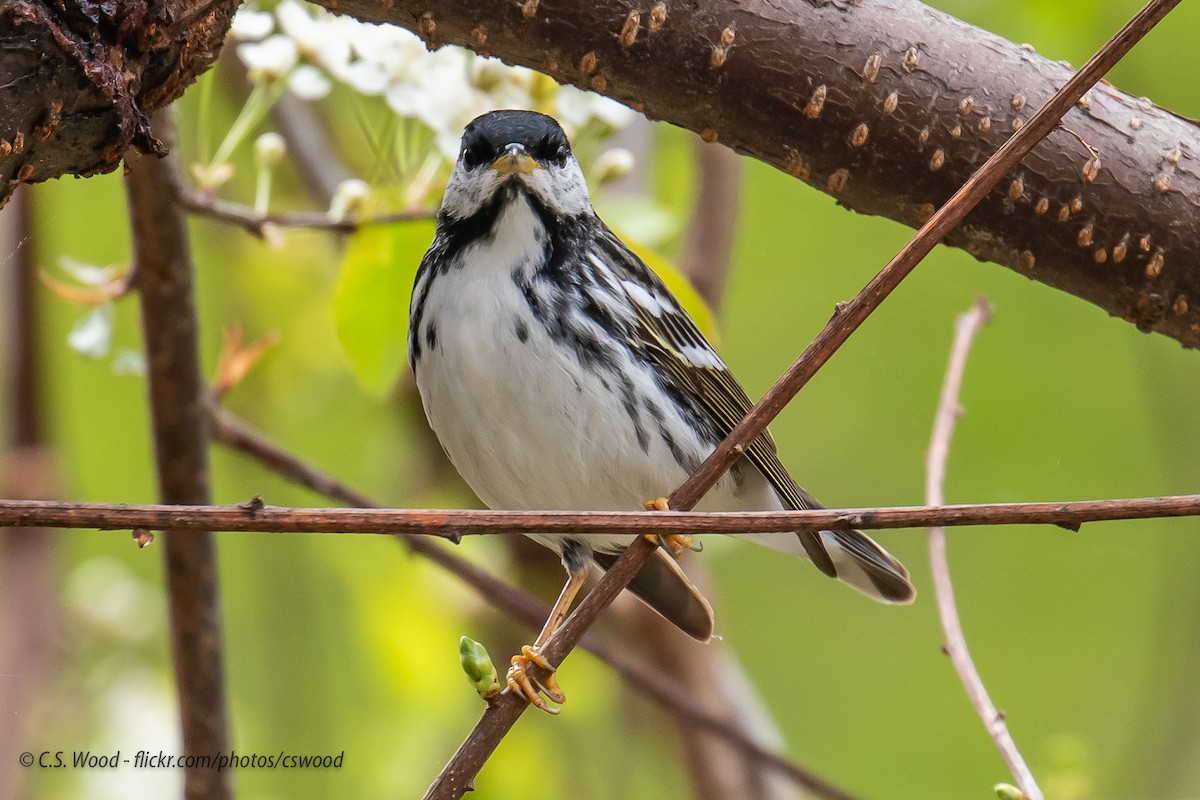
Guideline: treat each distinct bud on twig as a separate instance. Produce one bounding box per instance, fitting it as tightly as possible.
[459,636,500,700]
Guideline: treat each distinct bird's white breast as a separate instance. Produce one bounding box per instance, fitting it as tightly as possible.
[412,197,743,553]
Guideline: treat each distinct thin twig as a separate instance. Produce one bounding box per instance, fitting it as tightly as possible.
[125,109,232,800]
[926,300,1042,800]
[4,495,1200,535]
[213,410,860,800]
[178,191,434,239]
[666,0,1184,514]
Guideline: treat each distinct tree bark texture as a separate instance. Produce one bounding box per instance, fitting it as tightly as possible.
[0,0,236,198]
[3,0,1199,347]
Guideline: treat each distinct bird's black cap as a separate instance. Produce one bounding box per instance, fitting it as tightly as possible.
[459,110,572,170]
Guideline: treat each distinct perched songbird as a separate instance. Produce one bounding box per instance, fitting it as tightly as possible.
[409,110,914,711]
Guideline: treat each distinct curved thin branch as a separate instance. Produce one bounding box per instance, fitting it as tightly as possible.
[926,300,1042,800]
[179,191,434,238]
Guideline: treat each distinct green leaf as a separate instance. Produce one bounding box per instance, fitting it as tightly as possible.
[333,220,435,394]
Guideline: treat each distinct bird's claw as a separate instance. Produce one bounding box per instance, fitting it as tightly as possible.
[506,644,565,715]
[641,497,697,558]
[643,496,671,512]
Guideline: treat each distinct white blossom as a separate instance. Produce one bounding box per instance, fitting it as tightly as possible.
[229,7,274,41]
[274,0,350,70]
[328,179,372,221]
[111,350,146,376]
[237,34,299,81]
[555,85,634,134]
[591,147,636,185]
[254,132,287,167]
[340,58,391,96]
[67,304,114,359]
[58,256,112,287]
[287,64,332,101]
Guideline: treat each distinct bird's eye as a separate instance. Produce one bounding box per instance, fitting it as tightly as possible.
[461,140,491,170]
[537,135,570,165]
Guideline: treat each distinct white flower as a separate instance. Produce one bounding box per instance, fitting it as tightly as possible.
[328,179,371,221]
[237,34,299,81]
[288,64,332,101]
[229,7,274,41]
[68,304,114,359]
[591,147,636,185]
[554,85,634,133]
[271,0,360,74]
[254,132,287,168]
[274,0,322,47]
[58,256,112,287]
[340,59,390,96]
[589,94,635,129]
[111,350,146,376]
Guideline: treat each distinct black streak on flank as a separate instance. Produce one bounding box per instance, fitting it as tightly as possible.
[425,323,438,352]
[514,320,529,343]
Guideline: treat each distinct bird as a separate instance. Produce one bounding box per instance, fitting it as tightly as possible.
[408,109,915,712]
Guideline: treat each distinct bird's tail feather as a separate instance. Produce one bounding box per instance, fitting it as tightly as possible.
[818,529,915,604]
[593,548,715,641]
[738,529,916,605]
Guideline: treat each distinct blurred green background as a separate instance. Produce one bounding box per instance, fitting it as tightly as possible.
[4,0,1200,798]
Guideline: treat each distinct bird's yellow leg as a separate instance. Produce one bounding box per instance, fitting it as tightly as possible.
[642,496,695,558]
[506,568,585,714]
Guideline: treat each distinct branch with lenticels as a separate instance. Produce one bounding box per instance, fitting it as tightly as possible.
[5,0,1199,348]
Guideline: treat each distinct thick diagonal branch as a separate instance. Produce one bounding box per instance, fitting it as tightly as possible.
[6,1,1199,345]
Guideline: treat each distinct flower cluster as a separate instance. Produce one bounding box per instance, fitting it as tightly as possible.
[230,0,633,161]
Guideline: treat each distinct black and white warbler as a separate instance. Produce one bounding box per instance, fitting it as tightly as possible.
[409,110,914,711]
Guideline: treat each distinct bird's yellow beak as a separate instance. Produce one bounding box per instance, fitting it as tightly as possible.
[491,144,541,176]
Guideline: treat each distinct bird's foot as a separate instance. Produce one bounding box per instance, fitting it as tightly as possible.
[643,496,671,512]
[506,644,565,715]
[642,497,699,558]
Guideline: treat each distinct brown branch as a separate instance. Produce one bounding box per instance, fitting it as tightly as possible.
[125,109,231,800]
[0,0,237,201]
[8,1,1200,347]
[5,494,1200,536]
[667,0,1181,514]
[178,191,435,239]
[926,300,1041,800]
[212,409,859,800]
[422,536,658,800]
